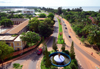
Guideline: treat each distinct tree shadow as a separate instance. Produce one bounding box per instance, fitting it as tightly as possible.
[53,26,58,33]
[84,43,92,48]
[31,54,42,61]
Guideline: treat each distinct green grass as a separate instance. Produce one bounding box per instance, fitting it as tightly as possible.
[12,34,17,37]
[57,18,64,44]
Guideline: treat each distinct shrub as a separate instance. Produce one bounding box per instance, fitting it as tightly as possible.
[71,59,78,66]
[70,62,77,69]
[59,32,62,36]
[81,36,85,42]
[27,43,35,47]
[39,13,46,18]
[65,50,69,55]
[13,63,20,68]
[64,66,72,69]
[70,42,75,59]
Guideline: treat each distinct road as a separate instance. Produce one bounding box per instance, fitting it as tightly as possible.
[61,17,100,69]
[5,16,59,69]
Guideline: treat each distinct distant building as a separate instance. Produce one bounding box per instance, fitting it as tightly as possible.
[22,9,35,15]
[10,18,27,25]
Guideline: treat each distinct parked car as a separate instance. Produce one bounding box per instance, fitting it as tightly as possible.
[68,35,71,38]
[37,48,42,55]
[65,27,67,29]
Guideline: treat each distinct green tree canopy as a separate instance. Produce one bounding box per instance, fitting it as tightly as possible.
[61,42,65,52]
[47,13,54,20]
[57,7,62,15]
[20,31,41,45]
[0,13,7,20]
[29,17,40,32]
[52,37,57,51]
[0,41,14,67]
[70,41,75,59]
[38,23,53,38]
[45,43,51,67]
[87,25,100,48]
[44,18,54,27]
[0,18,14,27]
[39,13,46,18]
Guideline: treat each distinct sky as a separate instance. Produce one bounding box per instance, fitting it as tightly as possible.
[0,0,100,7]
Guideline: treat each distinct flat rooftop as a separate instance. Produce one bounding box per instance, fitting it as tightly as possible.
[14,35,22,41]
[0,35,15,40]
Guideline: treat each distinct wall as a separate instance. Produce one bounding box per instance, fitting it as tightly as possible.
[14,41,22,50]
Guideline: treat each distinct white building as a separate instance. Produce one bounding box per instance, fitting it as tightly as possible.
[22,9,35,15]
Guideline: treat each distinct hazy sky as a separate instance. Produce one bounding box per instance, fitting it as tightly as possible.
[0,0,100,7]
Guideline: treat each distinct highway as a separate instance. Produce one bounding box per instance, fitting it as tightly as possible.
[61,17,100,69]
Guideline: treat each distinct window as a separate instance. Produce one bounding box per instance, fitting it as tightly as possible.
[17,43,19,46]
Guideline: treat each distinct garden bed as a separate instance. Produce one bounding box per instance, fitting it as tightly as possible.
[57,18,64,44]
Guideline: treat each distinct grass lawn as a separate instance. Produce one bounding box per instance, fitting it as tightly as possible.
[57,18,64,44]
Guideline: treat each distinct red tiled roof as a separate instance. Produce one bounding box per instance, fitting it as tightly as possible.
[7,20,29,34]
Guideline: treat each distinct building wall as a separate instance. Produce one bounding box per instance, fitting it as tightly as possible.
[11,18,27,25]
[22,9,35,14]
[14,41,22,46]
[15,47,22,50]
[14,41,22,50]
[8,41,26,50]
[18,25,28,34]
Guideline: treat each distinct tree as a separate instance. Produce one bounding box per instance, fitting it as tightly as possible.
[0,13,7,20]
[20,31,41,46]
[38,23,53,38]
[44,18,54,27]
[0,18,14,27]
[47,13,54,20]
[39,13,46,18]
[70,62,77,69]
[61,42,65,52]
[0,41,14,68]
[87,25,100,49]
[70,41,75,59]
[57,7,62,15]
[52,37,57,51]
[14,14,23,18]
[43,41,46,55]
[29,17,40,32]
[45,43,51,67]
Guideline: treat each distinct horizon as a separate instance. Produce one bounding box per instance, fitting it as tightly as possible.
[0,0,100,7]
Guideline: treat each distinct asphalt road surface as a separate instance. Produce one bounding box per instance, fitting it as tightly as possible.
[61,18,100,69]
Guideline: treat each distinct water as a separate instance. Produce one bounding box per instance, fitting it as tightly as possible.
[46,6,100,12]
[50,54,70,65]
[62,6,100,12]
